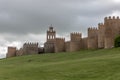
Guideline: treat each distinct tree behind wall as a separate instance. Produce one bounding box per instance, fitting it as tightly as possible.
[114,36,120,47]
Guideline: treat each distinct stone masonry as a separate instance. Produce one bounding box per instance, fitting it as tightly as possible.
[7,16,120,58]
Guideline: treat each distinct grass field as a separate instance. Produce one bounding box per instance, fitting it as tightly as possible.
[0,48,120,80]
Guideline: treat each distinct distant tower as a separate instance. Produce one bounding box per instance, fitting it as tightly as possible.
[65,32,82,52]
[88,27,98,49]
[23,42,39,55]
[70,32,82,42]
[44,25,56,53]
[47,24,56,42]
[7,47,16,58]
[104,16,120,48]
[98,23,105,49]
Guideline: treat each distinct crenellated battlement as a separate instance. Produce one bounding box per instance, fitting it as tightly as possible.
[88,27,98,49]
[88,27,98,31]
[56,38,65,41]
[23,42,38,47]
[98,23,104,26]
[22,42,39,55]
[98,23,104,29]
[71,32,82,37]
[70,32,82,42]
[104,16,120,21]
[88,27,98,39]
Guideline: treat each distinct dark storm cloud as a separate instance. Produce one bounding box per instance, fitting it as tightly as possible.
[0,0,77,34]
[0,0,120,37]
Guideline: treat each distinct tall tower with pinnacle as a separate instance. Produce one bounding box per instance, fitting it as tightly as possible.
[44,25,56,53]
[47,24,56,42]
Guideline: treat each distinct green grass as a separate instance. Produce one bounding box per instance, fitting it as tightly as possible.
[1,48,120,80]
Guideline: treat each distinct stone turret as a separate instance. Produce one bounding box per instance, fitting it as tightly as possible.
[7,47,16,58]
[98,23,105,48]
[23,42,39,55]
[65,32,82,52]
[55,38,65,53]
[44,25,56,53]
[47,25,56,42]
[88,27,98,49]
[104,16,120,48]
[70,32,82,42]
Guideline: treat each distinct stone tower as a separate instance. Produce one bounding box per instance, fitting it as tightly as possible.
[47,25,56,42]
[71,32,82,42]
[70,32,82,51]
[88,27,98,49]
[44,25,56,53]
[23,42,38,55]
[55,38,65,53]
[7,47,16,58]
[65,32,82,52]
[104,16,120,48]
[81,37,88,49]
[98,23,105,48]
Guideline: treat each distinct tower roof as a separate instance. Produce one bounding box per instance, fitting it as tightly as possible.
[49,24,53,29]
[49,27,53,30]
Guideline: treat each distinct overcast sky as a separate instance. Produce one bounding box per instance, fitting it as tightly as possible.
[0,0,120,58]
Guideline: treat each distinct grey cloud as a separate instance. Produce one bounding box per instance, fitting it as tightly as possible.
[0,0,120,40]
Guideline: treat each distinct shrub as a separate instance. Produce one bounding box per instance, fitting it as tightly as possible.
[114,36,120,47]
